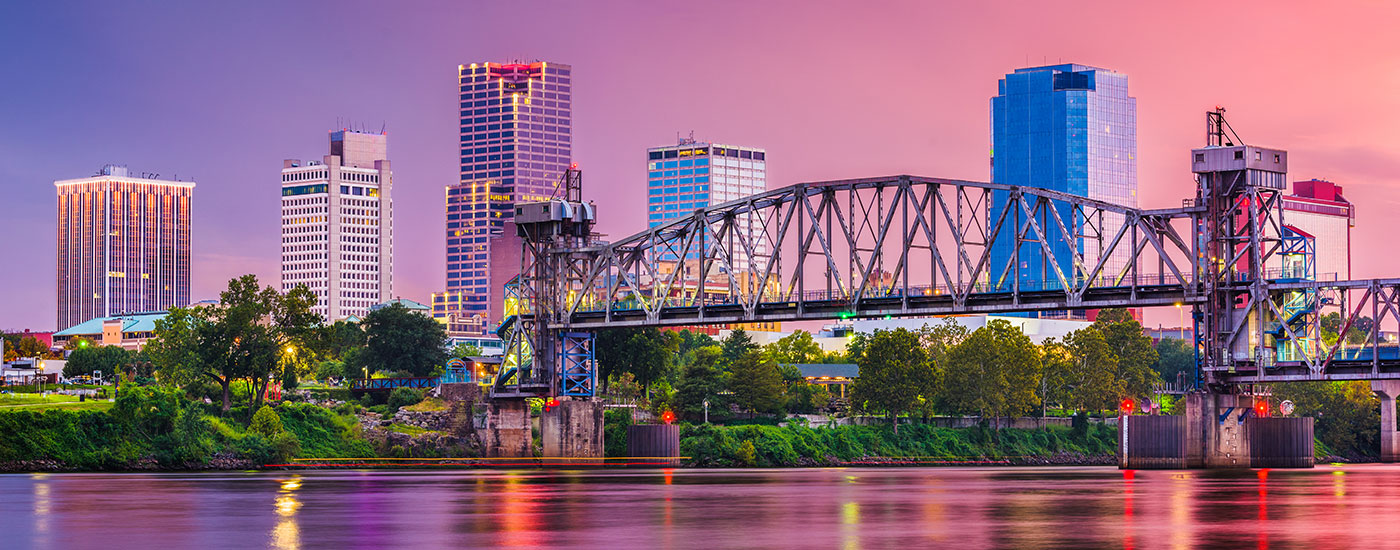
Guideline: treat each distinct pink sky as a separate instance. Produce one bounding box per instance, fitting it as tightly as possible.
[3,0,1399,330]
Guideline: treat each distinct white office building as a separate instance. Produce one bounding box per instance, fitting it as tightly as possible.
[280,130,393,321]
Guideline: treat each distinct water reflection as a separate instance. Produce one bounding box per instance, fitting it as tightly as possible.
[271,476,302,550]
[4,465,1400,549]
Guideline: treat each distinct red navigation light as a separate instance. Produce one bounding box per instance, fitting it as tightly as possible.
[661,410,676,424]
[1120,398,1135,414]
[1254,399,1269,418]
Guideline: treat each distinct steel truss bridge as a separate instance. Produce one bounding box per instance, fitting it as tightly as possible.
[494,147,1400,399]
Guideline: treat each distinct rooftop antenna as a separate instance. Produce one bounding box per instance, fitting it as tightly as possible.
[1206,106,1244,147]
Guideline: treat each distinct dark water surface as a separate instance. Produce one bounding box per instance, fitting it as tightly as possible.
[3,464,1400,549]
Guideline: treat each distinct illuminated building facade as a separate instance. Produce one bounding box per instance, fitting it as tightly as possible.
[280,130,393,321]
[55,165,193,331]
[989,64,1137,293]
[445,61,572,333]
[646,139,767,271]
[1283,179,1353,281]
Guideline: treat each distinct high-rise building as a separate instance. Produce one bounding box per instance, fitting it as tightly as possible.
[443,61,572,333]
[280,130,393,321]
[646,138,767,271]
[1283,179,1353,281]
[55,165,193,330]
[989,64,1137,297]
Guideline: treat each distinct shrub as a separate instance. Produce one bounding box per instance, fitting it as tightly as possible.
[250,405,285,438]
[387,387,425,411]
[735,440,758,466]
[270,432,302,462]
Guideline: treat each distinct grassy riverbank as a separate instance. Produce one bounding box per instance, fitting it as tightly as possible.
[0,386,370,471]
[603,410,1120,467]
[678,422,1119,467]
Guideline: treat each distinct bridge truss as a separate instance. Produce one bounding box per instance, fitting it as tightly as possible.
[495,155,1400,399]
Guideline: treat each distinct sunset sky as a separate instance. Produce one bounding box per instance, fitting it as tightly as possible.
[3,0,1399,330]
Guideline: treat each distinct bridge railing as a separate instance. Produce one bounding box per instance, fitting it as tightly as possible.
[565,273,1198,314]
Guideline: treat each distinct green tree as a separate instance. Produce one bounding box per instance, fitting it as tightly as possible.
[729,350,786,416]
[63,345,132,379]
[850,328,929,434]
[306,320,366,360]
[147,275,319,412]
[359,303,448,377]
[941,320,1042,427]
[1044,328,1118,414]
[764,330,825,364]
[1091,309,1160,400]
[916,319,968,417]
[786,381,832,414]
[676,346,727,421]
[596,328,641,394]
[3,334,49,361]
[719,328,758,368]
[626,328,678,397]
[450,343,484,358]
[1274,381,1379,458]
[249,405,285,438]
[314,359,344,382]
[1151,337,1195,387]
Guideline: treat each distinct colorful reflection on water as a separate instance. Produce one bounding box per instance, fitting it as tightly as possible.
[4,464,1400,549]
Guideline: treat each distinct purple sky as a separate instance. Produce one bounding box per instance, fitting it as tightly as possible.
[4,0,1400,331]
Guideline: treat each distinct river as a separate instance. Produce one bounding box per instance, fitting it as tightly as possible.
[3,465,1399,549]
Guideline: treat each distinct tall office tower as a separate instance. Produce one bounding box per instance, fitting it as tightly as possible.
[1283,179,1353,280]
[55,165,193,330]
[989,64,1137,300]
[280,130,393,321]
[443,61,571,333]
[646,138,768,271]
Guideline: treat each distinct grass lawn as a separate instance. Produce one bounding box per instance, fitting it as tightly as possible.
[0,400,113,412]
[404,397,448,412]
[384,423,431,436]
[0,394,80,406]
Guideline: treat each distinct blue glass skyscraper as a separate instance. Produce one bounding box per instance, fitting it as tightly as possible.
[989,64,1137,299]
[646,139,766,269]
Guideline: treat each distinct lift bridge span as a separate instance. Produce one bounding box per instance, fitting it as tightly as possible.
[495,148,1400,400]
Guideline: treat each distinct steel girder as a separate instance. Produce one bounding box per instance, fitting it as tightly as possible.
[534,175,1205,329]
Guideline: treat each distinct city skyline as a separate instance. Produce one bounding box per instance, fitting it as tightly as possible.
[5,1,1400,330]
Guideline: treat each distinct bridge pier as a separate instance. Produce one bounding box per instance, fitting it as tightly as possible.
[1372,381,1400,463]
[1123,392,1312,469]
[482,400,533,458]
[541,400,604,459]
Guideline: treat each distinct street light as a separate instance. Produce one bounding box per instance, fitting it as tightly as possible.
[1175,303,1185,340]
[703,398,710,424]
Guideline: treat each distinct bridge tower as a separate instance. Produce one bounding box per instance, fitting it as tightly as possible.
[491,167,605,458]
[1126,109,1314,469]
[1192,108,1290,384]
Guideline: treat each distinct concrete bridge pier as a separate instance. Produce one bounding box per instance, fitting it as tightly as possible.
[541,400,605,458]
[1372,380,1400,463]
[1123,392,1312,469]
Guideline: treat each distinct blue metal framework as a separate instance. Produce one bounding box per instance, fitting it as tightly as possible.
[351,377,440,392]
[558,332,596,397]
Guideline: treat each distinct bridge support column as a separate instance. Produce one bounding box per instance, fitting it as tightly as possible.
[483,400,533,458]
[1371,381,1400,463]
[541,400,604,459]
[1201,392,1251,468]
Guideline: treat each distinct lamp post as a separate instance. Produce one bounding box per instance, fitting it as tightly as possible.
[703,398,710,424]
[1176,303,1185,340]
